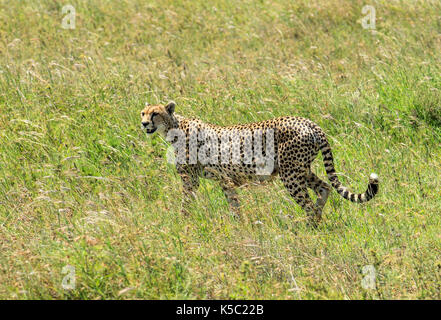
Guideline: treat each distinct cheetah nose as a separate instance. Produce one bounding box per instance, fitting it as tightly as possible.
[142,122,149,128]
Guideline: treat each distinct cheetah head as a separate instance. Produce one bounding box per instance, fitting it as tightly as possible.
[140,101,176,136]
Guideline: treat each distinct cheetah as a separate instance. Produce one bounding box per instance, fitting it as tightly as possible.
[141,101,379,224]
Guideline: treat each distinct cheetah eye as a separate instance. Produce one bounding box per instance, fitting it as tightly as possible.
[151,112,158,118]
[141,112,145,116]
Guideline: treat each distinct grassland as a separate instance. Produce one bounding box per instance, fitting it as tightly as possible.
[0,0,440,299]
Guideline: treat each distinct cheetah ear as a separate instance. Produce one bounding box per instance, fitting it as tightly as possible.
[145,102,150,107]
[165,101,176,114]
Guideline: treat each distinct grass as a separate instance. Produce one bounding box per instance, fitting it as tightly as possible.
[0,0,440,299]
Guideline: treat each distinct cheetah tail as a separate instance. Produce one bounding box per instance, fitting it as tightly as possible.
[320,142,379,203]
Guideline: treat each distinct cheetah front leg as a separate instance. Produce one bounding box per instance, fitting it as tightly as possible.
[219,179,241,218]
[177,165,200,215]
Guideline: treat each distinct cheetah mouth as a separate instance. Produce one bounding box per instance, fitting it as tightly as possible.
[146,128,157,134]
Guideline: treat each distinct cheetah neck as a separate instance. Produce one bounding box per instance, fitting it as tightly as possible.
[174,113,185,122]
[161,113,181,137]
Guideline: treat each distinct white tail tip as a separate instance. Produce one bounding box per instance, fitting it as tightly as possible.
[369,173,379,182]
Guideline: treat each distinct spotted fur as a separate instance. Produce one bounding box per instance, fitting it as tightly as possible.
[141,102,379,223]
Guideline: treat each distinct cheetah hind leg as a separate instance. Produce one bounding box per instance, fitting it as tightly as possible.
[306,171,331,220]
[279,164,321,226]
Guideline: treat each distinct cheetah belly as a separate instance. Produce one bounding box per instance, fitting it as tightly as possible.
[202,161,279,184]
